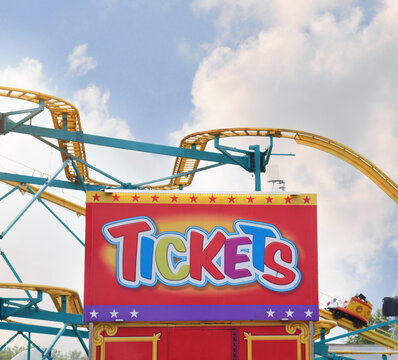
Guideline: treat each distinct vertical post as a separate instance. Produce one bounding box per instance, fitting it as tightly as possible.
[89,322,94,360]
[249,145,261,191]
[27,332,31,360]
[309,321,314,360]
[62,113,68,130]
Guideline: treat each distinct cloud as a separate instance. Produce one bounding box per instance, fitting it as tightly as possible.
[174,0,398,301]
[0,59,172,351]
[71,84,173,186]
[67,43,98,76]
[192,0,358,35]
[73,84,132,139]
[0,57,48,92]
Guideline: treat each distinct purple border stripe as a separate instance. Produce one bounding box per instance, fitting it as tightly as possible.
[84,304,319,322]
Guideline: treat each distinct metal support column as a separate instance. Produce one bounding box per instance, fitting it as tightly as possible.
[0,184,21,201]
[249,145,262,191]
[71,324,89,355]
[0,332,19,350]
[42,323,68,360]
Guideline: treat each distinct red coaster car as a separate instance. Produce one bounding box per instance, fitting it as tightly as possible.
[327,293,372,328]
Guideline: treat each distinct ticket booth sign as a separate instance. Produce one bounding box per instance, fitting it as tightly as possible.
[84,192,318,322]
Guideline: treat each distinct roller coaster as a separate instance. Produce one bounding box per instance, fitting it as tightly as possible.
[0,87,397,359]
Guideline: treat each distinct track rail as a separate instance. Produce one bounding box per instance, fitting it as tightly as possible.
[0,282,83,315]
[319,308,398,349]
[1,88,396,201]
[0,87,97,185]
[161,128,398,202]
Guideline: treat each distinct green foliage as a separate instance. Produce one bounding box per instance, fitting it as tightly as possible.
[0,346,26,360]
[345,309,395,344]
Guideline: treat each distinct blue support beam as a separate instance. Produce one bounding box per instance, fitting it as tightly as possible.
[1,100,44,134]
[0,332,19,351]
[0,321,88,338]
[34,135,132,188]
[0,172,103,191]
[5,119,250,167]
[1,115,295,194]
[25,186,84,247]
[0,250,35,301]
[0,184,21,201]
[2,305,84,325]
[314,318,398,359]
[71,160,87,192]
[130,162,225,188]
[1,294,42,318]
[42,323,68,360]
[71,324,89,355]
[322,317,398,343]
[0,159,70,239]
[19,332,44,357]
[214,135,250,170]
[249,145,262,191]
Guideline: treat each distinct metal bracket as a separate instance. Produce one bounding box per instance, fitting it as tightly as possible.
[1,100,44,134]
[214,135,276,191]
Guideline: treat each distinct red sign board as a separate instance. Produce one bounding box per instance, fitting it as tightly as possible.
[84,192,318,322]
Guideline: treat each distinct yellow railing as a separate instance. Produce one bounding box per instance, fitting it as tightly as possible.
[157,128,398,202]
[0,282,83,315]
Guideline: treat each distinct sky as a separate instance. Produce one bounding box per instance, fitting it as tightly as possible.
[0,0,397,353]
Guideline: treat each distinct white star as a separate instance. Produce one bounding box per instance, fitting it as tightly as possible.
[130,309,139,318]
[305,309,313,318]
[90,309,98,318]
[110,309,119,318]
[266,309,275,317]
[286,309,294,317]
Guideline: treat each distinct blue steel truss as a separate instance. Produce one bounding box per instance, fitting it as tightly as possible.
[0,103,290,241]
[1,94,396,360]
[0,95,289,358]
[0,251,88,359]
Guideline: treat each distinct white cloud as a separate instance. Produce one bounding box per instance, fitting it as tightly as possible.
[192,0,358,33]
[67,43,98,76]
[73,84,131,139]
[175,0,398,301]
[71,84,172,186]
[0,57,48,92]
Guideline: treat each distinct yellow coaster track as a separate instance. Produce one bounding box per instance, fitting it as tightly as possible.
[319,308,398,349]
[0,282,83,315]
[0,87,90,184]
[160,128,398,202]
[1,87,397,203]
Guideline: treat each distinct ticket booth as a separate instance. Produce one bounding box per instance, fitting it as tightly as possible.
[84,192,318,359]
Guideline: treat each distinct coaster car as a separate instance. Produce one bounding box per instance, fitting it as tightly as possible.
[326,293,372,328]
